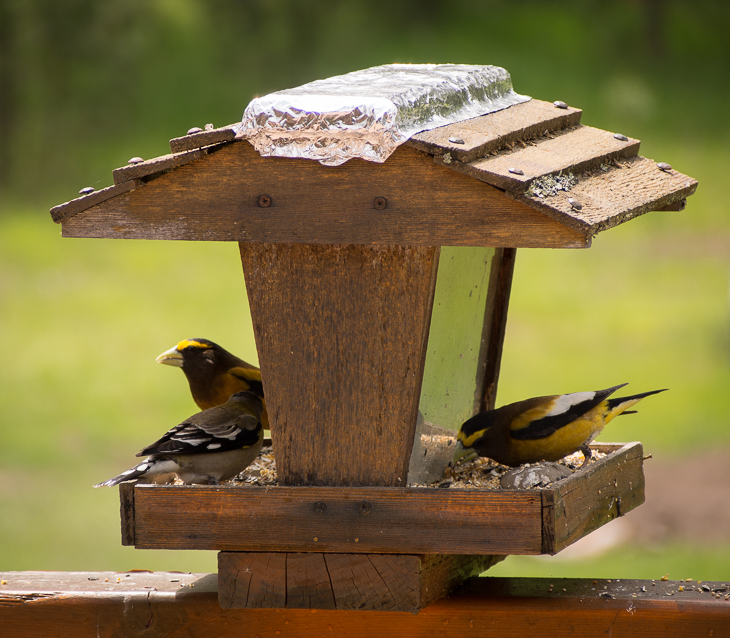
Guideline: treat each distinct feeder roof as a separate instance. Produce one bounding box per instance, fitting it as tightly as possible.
[50,94,696,249]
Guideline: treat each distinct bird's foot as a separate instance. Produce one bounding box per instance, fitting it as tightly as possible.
[578,445,592,469]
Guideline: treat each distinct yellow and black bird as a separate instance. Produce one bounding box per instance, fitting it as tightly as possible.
[453,384,666,468]
[95,391,264,487]
[156,338,269,429]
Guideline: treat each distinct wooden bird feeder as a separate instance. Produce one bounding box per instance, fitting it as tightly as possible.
[50,66,697,613]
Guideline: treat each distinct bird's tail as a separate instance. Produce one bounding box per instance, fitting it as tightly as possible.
[94,457,178,488]
[607,388,668,417]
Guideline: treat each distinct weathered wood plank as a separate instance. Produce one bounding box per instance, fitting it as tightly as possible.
[408,99,582,162]
[452,125,641,192]
[121,444,641,555]
[542,441,645,554]
[240,243,439,487]
[128,485,543,554]
[286,553,337,610]
[111,147,209,185]
[119,482,135,547]
[324,553,399,610]
[480,246,516,411]
[60,142,591,248]
[3,573,730,637]
[169,124,238,153]
[218,553,503,611]
[49,180,140,223]
[218,552,287,609]
[519,156,699,235]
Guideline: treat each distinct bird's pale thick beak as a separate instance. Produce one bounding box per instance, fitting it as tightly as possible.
[155,346,184,367]
[452,440,478,465]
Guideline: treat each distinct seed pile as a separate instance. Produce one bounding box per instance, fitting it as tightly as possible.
[224,441,607,489]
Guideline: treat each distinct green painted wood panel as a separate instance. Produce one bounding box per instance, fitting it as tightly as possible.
[418,246,497,431]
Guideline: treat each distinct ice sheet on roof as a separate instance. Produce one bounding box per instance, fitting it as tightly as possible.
[240,64,530,166]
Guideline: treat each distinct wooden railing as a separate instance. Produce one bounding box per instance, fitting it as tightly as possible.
[2,571,728,637]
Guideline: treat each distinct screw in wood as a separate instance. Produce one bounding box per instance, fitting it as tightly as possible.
[128,157,144,164]
[373,197,387,210]
[553,100,568,109]
[358,501,372,515]
[79,187,95,195]
[656,162,673,172]
[258,195,272,208]
[613,133,628,141]
[448,136,465,145]
[313,501,327,514]
[508,167,524,175]
[568,197,583,211]
[187,127,203,135]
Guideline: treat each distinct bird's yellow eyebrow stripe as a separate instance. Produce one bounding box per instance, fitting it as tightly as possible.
[457,429,488,448]
[176,339,211,350]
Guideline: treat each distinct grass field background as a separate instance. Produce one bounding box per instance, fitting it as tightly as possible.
[1,0,728,580]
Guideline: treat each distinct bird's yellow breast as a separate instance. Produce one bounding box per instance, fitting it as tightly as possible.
[509,408,608,464]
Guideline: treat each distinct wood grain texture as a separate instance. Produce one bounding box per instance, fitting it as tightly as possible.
[119,483,135,547]
[408,99,582,162]
[451,125,641,192]
[60,141,590,248]
[520,156,699,236]
[111,147,211,185]
[3,572,730,637]
[126,484,542,554]
[542,441,645,554]
[240,242,439,487]
[218,552,287,609]
[122,444,640,556]
[479,247,516,412]
[49,180,140,223]
[218,553,503,611]
[169,124,238,153]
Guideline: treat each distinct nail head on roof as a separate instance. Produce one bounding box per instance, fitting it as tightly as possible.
[568,197,583,210]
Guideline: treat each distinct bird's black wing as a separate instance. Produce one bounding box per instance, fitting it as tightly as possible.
[137,407,261,456]
[510,385,626,441]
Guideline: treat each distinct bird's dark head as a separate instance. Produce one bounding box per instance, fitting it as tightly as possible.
[156,338,228,370]
[452,411,500,464]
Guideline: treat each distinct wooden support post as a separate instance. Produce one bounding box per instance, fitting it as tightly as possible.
[217,552,503,611]
[481,246,516,411]
[240,242,439,487]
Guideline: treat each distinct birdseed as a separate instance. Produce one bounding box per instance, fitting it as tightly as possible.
[223,440,606,489]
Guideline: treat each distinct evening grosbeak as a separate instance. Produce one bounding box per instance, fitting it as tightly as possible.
[453,384,666,468]
[95,391,264,486]
[155,338,269,429]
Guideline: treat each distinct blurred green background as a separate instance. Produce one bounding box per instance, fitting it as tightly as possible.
[1,0,728,580]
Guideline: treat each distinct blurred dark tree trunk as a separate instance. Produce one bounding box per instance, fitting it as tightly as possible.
[0,1,14,190]
[642,0,667,59]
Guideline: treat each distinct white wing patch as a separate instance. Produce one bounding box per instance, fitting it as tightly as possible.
[546,391,596,416]
[179,438,209,446]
